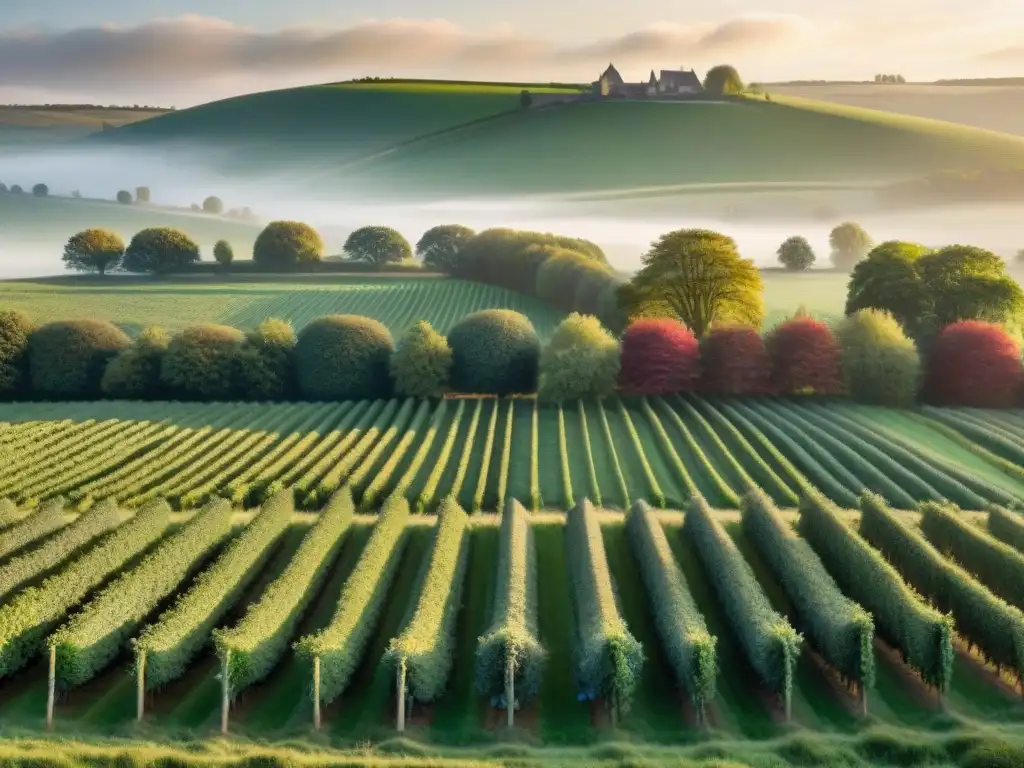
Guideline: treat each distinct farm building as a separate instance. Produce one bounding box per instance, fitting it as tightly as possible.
[594,64,704,98]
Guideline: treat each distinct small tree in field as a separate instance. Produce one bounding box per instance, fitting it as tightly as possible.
[538,313,620,402]
[829,222,873,270]
[123,228,200,273]
[618,318,700,396]
[116,190,133,204]
[62,229,125,275]
[390,321,452,398]
[214,240,234,267]
[699,324,771,395]
[704,65,744,95]
[777,236,815,271]
[253,221,324,270]
[923,321,1022,408]
[767,315,843,395]
[344,226,413,265]
[203,196,224,214]
[415,225,475,271]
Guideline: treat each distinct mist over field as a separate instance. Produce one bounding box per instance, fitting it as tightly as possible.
[1,140,1023,279]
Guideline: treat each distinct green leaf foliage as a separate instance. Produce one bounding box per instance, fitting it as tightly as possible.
[0,499,119,603]
[416,225,475,271]
[989,506,1024,553]
[565,499,644,710]
[919,245,1024,328]
[448,310,540,395]
[62,228,125,275]
[123,228,201,274]
[626,500,716,711]
[683,494,801,704]
[390,321,452,398]
[0,310,35,396]
[385,498,470,703]
[0,497,66,560]
[776,236,815,271]
[252,221,324,269]
[295,315,395,400]
[29,319,130,398]
[741,489,874,687]
[797,491,953,691]
[296,494,410,704]
[235,318,297,400]
[0,499,169,679]
[134,490,294,689]
[829,222,873,271]
[475,500,546,705]
[538,313,620,402]
[835,309,921,407]
[920,502,1024,612]
[0,498,18,528]
[703,64,744,95]
[215,488,354,694]
[213,240,234,266]
[858,492,1024,677]
[344,226,413,265]
[101,326,171,399]
[160,323,245,400]
[48,498,233,689]
[845,241,930,334]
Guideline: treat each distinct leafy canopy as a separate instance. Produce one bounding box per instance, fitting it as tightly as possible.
[829,222,873,270]
[213,240,234,266]
[344,226,412,264]
[390,320,453,398]
[62,228,125,275]
[836,309,920,407]
[538,313,620,402]
[777,236,815,271]
[704,65,744,95]
[416,225,475,271]
[123,227,200,274]
[253,221,324,269]
[622,228,763,337]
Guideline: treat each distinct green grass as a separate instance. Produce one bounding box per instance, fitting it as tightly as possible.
[0,277,566,337]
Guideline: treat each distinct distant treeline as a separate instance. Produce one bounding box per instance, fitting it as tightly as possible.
[0,104,173,111]
[344,77,587,90]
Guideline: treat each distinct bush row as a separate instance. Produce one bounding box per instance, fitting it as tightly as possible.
[0,497,66,560]
[49,498,233,690]
[475,500,546,708]
[0,499,119,603]
[683,494,801,713]
[989,506,1024,552]
[858,493,1024,679]
[295,494,410,706]
[214,487,353,696]
[134,490,294,690]
[741,489,875,690]
[565,499,644,714]
[385,498,470,704]
[625,501,716,714]
[0,499,170,679]
[797,491,954,691]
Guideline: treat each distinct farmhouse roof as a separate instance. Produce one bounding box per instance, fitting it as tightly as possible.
[601,63,624,85]
[660,69,703,90]
[649,70,658,85]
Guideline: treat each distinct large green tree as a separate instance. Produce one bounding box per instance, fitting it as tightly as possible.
[777,235,815,271]
[846,241,930,332]
[344,226,412,264]
[62,229,125,275]
[415,225,475,271]
[621,229,763,337]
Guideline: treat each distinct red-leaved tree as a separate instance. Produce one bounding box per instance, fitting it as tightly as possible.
[767,316,843,395]
[699,325,771,395]
[618,318,700,395]
[924,320,1022,408]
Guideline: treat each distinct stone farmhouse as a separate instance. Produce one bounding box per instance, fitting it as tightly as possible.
[594,63,703,98]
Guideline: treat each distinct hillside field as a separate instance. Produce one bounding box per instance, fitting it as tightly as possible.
[0,106,166,148]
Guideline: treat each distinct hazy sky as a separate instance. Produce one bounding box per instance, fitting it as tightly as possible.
[2,0,1023,106]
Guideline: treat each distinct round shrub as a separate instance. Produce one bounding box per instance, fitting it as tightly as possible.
[123,227,200,273]
[836,309,921,406]
[9,185,24,194]
[703,64,744,95]
[343,226,412,264]
[29,319,130,398]
[923,321,1022,408]
[101,326,171,399]
[390,321,452,398]
[448,310,540,395]
[32,183,48,197]
[160,323,245,400]
[0,310,35,396]
[214,239,234,266]
[253,221,324,269]
[618,318,700,396]
[203,196,224,214]
[295,315,394,400]
[539,313,619,402]
[116,190,132,204]
[699,324,771,395]
[235,318,297,400]
[766,315,844,395]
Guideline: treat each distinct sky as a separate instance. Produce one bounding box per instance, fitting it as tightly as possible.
[1,0,1023,106]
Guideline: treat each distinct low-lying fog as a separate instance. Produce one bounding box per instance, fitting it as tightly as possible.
[1,144,1022,279]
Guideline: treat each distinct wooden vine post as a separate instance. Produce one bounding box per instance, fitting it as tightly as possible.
[312,655,322,731]
[505,659,515,728]
[396,658,407,732]
[220,651,230,735]
[136,650,146,721]
[46,645,56,729]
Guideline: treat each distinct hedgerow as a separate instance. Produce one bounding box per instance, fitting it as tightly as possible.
[295,493,411,705]
[920,502,1024,612]
[476,501,545,712]
[577,401,602,507]
[530,400,542,510]
[557,406,574,509]
[0,310,35,396]
[49,498,233,690]
[385,498,469,703]
[0,497,66,560]
[0,498,119,603]
[133,490,294,689]
[451,400,484,507]
[295,315,395,401]
[0,498,16,528]
[683,494,801,714]
[487,401,511,512]
[0,500,170,680]
[215,487,354,695]
[797,490,953,691]
[858,492,1024,679]
[741,489,874,690]
[565,500,644,716]
[989,506,1024,553]
[626,501,716,715]
[29,320,131,398]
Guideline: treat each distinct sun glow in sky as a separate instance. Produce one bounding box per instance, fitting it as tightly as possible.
[1,0,1023,105]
